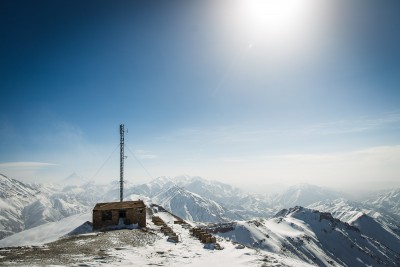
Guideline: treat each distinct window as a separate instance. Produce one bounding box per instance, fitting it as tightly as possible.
[102,210,112,221]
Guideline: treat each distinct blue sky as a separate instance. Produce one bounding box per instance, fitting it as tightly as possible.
[1,0,400,192]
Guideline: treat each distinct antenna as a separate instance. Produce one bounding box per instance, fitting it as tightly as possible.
[120,124,125,202]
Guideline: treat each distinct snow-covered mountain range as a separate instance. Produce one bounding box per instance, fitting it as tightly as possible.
[0,174,40,239]
[2,174,400,236]
[0,205,316,267]
[363,188,400,220]
[209,206,400,266]
[1,186,400,266]
[0,174,104,239]
[308,198,400,237]
[153,185,243,222]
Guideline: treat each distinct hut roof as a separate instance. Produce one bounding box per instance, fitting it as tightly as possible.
[93,200,145,211]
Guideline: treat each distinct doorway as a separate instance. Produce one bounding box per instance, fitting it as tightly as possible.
[119,210,126,224]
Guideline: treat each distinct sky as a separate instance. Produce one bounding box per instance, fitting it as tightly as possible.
[1,0,400,193]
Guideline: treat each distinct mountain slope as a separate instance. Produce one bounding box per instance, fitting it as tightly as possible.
[0,174,101,240]
[308,198,400,236]
[349,212,400,254]
[273,183,343,209]
[0,212,91,247]
[2,172,400,252]
[0,205,313,267]
[0,174,41,239]
[132,176,275,219]
[178,176,276,219]
[153,185,243,223]
[210,207,400,266]
[364,188,400,218]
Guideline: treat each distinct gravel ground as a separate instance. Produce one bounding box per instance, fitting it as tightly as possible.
[0,228,160,266]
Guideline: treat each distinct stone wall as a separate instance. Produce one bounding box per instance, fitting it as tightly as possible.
[93,206,146,230]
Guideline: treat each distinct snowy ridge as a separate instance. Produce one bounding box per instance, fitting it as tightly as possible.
[349,212,400,254]
[364,188,400,219]
[210,206,400,266]
[129,176,180,197]
[133,175,275,219]
[0,174,41,239]
[2,172,400,259]
[0,174,39,198]
[144,178,348,220]
[0,174,104,239]
[273,183,343,209]
[0,213,92,247]
[1,182,400,267]
[179,176,276,219]
[0,204,314,267]
[153,185,243,223]
[308,198,400,236]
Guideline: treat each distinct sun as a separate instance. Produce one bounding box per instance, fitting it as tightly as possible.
[235,0,315,48]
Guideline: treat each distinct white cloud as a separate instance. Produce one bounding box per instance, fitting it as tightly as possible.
[0,162,58,182]
[0,162,57,169]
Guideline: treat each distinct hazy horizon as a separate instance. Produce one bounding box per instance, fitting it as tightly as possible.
[0,171,397,200]
[1,0,399,193]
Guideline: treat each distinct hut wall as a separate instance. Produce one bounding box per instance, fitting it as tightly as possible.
[93,206,146,230]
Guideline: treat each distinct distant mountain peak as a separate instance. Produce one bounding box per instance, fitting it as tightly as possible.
[153,183,242,223]
[274,206,358,230]
[62,172,88,185]
[274,183,343,209]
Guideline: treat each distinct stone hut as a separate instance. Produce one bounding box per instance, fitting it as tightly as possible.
[92,200,146,231]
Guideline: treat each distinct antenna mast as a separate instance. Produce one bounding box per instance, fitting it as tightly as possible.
[120,124,125,202]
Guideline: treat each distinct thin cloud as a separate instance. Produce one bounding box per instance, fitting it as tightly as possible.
[133,150,158,160]
[261,145,400,163]
[167,112,400,144]
[0,162,57,169]
[293,112,400,136]
[138,154,158,160]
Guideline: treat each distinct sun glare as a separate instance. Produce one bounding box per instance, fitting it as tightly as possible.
[244,0,306,32]
[233,0,320,60]
[237,0,314,40]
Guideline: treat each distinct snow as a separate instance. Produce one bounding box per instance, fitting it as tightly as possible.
[0,212,91,247]
[102,238,312,267]
[153,185,242,223]
[274,183,343,209]
[307,198,400,237]
[78,210,313,267]
[0,207,315,266]
[264,218,305,238]
[0,199,13,211]
[1,202,400,266]
[1,174,369,240]
[349,212,400,253]
[364,187,400,219]
[0,174,97,239]
[1,174,400,266]
[212,207,400,266]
